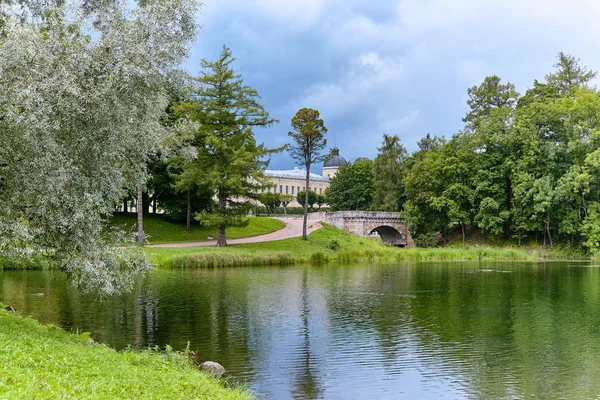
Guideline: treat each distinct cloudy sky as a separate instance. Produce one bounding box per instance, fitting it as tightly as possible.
[186,0,600,172]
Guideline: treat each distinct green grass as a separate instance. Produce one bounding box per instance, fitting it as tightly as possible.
[0,308,252,399]
[111,213,285,244]
[145,224,544,268]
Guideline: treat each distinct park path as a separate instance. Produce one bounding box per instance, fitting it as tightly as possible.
[147,217,323,248]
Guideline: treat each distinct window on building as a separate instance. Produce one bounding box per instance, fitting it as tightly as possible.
[292,186,295,195]
[286,186,288,194]
[279,185,283,193]
[319,188,322,194]
[297,186,300,194]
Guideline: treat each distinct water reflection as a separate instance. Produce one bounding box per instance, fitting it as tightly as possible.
[2,262,600,399]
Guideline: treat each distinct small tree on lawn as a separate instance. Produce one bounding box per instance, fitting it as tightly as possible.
[259,192,281,216]
[316,194,326,210]
[287,108,328,239]
[280,194,294,215]
[297,190,318,212]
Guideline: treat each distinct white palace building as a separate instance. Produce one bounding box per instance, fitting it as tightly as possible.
[262,149,348,207]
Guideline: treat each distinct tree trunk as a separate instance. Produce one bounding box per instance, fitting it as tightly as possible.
[152,197,157,214]
[284,205,287,216]
[142,190,150,216]
[137,183,144,248]
[217,224,227,247]
[546,211,553,248]
[186,190,191,233]
[460,221,465,244]
[123,199,128,213]
[302,165,310,240]
[543,228,546,247]
[217,194,227,247]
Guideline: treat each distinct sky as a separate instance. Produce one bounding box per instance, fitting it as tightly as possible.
[186,0,600,173]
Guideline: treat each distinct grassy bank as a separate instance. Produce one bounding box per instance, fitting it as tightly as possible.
[145,224,546,268]
[111,213,285,244]
[0,308,251,399]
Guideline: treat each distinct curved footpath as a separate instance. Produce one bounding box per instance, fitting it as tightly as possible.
[147,217,323,248]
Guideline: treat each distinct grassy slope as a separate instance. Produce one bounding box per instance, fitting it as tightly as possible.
[145,224,541,268]
[111,213,285,244]
[0,309,251,400]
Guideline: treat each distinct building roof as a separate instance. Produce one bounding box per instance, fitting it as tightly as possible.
[265,167,330,182]
[323,155,348,168]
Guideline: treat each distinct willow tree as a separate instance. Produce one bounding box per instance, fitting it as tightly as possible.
[287,108,328,240]
[0,0,201,294]
[177,46,278,246]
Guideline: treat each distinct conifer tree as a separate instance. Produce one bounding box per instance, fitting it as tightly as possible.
[372,134,408,211]
[176,46,278,246]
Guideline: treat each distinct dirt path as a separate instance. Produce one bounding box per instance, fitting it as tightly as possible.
[147,217,323,248]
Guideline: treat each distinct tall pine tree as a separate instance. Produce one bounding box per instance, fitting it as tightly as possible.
[177,46,278,246]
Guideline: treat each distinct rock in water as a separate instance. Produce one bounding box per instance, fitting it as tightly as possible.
[199,361,225,378]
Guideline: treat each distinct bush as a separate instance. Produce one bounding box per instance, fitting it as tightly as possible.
[414,233,439,248]
[309,252,328,264]
[327,240,341,250]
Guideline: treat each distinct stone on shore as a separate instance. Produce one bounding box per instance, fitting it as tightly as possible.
[199,361,225,378]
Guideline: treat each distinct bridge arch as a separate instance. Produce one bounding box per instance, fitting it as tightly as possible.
[369,225,405,246]
[321,211,414,247]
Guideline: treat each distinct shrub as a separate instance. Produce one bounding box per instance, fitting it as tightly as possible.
[414,233,439,248]
[327,240,341,251]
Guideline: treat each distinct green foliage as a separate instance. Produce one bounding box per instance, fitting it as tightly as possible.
[326,157,374,211]
[287,108,328,169]
[402,52,600,252]
[297,190,318,211]
[327,239,341,250]
[372,134,408,211]
[581,203,600,252]
[413,233,439,248]
[287,108,328,239]
[258,192,282,215]
[0,0,202,294]
[0,310,251,399]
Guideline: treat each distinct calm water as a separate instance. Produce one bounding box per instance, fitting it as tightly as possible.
[2,262,600,399]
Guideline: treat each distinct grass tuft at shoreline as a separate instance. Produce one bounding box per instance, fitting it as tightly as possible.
[0,308,252,399]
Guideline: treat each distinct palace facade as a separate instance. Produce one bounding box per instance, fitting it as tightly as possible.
[262,150,348,207]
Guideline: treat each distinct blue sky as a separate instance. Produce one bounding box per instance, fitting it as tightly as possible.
[186,0,600,172]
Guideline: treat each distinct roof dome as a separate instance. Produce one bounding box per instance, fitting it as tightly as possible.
[323,154,348,168]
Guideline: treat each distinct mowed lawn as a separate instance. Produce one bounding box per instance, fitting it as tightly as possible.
[0,310,251,400]
[111,213,285,244]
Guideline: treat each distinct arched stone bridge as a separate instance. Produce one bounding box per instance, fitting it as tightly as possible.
[321,211,414,247]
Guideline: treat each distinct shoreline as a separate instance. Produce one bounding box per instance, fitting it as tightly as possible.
[0,308,252,399]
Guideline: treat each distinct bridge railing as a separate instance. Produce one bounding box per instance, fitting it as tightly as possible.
[322,211,402,220]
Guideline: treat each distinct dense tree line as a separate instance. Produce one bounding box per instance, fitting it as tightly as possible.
[327,53,600,252]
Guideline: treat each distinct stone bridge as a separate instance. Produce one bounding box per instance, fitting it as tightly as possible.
[320,211,413,247]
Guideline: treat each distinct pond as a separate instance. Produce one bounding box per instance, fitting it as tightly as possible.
[2,262,600,399]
